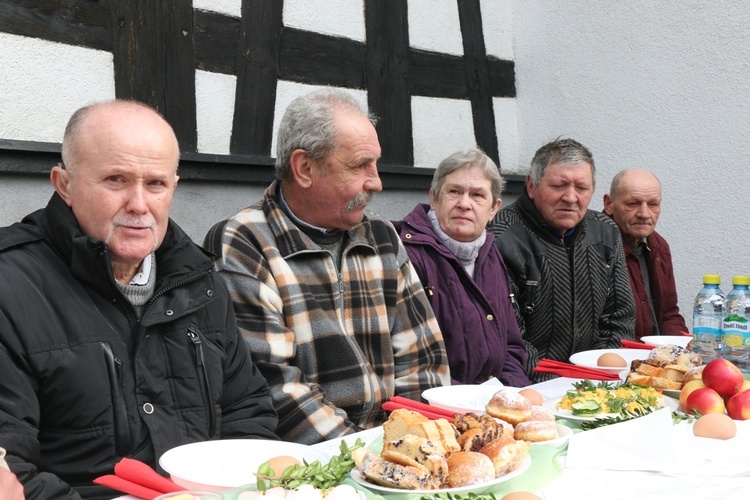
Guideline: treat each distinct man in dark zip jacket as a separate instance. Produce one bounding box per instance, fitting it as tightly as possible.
[487,138,636,382]
[0,101,278,499]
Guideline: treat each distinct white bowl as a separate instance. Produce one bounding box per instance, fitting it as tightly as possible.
[641,335,692,348]
[422,384,517,414]
[159,439,330,492]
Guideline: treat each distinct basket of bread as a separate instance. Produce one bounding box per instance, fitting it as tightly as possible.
[625,344,704,390]
[352,387,556,492]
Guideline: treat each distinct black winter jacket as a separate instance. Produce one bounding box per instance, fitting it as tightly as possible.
[487,191,636,382]
[0,194,278,499]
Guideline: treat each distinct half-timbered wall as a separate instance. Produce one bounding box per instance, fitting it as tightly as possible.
[0,0,521,241]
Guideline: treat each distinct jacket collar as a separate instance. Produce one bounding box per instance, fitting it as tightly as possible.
[516,189,585,245]
[33,193,213,297]
[401,203,496,262]
[261,181,377,258]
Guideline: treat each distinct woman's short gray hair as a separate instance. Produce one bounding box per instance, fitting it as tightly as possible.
[275,88,377,181]
[528,138,595,188]
[431,147,505,203]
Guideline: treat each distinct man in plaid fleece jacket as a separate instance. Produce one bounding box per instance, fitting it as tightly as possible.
[205,88,450,444]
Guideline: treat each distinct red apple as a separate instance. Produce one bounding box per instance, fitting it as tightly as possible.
[726,389,750,420]
[684,387,726,416]
[701,359,745,399]
[680,379,707,412]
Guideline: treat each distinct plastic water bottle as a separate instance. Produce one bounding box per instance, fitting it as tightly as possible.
[722,275,750,371]
[692,274,724,363]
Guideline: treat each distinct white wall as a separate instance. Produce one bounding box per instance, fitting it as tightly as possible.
[513,0,750,323]
[5,0,745,325]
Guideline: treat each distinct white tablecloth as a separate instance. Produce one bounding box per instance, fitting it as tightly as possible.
[116,376,750,499]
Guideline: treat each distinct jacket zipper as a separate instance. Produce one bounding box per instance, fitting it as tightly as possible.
[187,328,217,436]
[102,343,131,456]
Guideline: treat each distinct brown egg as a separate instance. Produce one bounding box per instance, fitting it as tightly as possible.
[693,413,737,440]
[518,388,544,406]
[597,352,627,367]
[501,492,542,500]
[267,455,302,478]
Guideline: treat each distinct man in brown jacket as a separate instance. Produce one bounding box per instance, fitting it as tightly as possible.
[603,168,687,339]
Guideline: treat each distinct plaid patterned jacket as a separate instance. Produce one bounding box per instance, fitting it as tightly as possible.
[205,183,450,444]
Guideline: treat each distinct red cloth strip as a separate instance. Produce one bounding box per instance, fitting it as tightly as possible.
[621,339,654,350]
[389,396,456,418]
[93,475,163,499]
[382,401,451,420]
[535,359,623,381]
[114,458,185,494]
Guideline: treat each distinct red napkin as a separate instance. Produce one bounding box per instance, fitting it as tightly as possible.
[94,458,186,499]
[382,396,454,420]
[621,339,654,350]
[534,358,623,381]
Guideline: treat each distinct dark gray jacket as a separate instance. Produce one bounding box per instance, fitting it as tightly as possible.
[487,191,636,382]
[0,194,278,499]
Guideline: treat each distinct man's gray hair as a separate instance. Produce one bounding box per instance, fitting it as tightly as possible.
[431,147,505,203]
[529,138,595,188]
[275,88,377,181]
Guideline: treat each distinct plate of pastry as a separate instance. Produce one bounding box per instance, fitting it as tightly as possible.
[349,454,531,496]
[351,412,533,496]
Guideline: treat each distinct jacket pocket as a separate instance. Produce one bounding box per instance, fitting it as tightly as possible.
[102,343,131,456]
[187,327,217,436]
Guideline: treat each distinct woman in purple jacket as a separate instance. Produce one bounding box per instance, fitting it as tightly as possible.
[394,147,530,386]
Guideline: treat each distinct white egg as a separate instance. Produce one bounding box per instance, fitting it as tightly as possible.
[324,484,362,500]
[286,484,323,500]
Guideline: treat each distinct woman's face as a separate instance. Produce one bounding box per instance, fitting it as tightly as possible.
[430,166,501,242]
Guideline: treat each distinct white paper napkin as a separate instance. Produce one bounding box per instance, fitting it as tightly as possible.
[565,408,750,477]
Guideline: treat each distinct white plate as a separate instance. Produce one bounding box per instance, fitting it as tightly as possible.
[530,423,573,448]
[641,335,692,348]
[544,394,679,422]
[568,349,647,373]
[159,439,330,492]
[422,384,519,414]
[350,454,531,495]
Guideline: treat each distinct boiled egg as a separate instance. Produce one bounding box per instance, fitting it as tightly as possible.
[518,388,544,406]
[267,455,302,478]
[597,352,627,367]
[501,492,542,500]
[693,413,736,440]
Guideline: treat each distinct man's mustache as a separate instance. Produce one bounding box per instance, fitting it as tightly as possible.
[347,191,374,211]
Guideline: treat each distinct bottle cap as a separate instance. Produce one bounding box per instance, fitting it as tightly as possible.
[703,274,721,284]
[732,275,750,286]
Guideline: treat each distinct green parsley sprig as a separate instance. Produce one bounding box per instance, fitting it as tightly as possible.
[255,438,364,492]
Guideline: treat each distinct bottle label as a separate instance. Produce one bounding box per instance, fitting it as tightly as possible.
[722,314,750,348]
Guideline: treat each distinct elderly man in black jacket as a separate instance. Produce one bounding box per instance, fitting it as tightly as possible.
[0,100,278,499]
[487,138,636,382]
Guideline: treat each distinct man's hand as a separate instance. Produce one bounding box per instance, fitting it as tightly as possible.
[0,467,25,500]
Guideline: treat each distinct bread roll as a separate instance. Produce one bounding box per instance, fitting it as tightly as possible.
[479,438,531,477]
[513,421,558,442]
[446,452,495,487]
[683,365,705,383]
[486,389,532,425]
[526,405,555,422]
